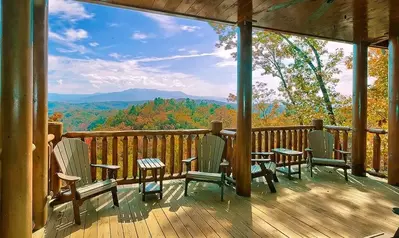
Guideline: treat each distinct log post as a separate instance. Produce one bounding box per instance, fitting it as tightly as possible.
[388,6,399,184]
[48,122,63,194]
[351,41,368,176]
[373,134,381,173]
[211,120,223,136]
[1,0,34,236]
[33,0,49,229]
[312,119,323,130]
[235,0,252,197]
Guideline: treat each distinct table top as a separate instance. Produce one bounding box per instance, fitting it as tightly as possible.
[138,158,165,169]
[272,148,303,156]
[251,152,274,156]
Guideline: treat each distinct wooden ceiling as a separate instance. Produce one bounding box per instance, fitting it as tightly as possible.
[80,0,397,46]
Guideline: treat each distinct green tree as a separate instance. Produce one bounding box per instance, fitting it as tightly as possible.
[211,24,347,125]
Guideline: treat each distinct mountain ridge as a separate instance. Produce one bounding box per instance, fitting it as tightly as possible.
[49,88,226,103]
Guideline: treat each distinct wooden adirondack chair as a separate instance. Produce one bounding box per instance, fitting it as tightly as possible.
[53,138,120,224]
[183,135,228,201]
[306,130,351,181]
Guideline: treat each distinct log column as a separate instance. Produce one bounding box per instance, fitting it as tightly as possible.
[351,41,368,176]
[33,0,49,229]
[388,21,399,185]
[1,0,34,236]
[235,0,253,196]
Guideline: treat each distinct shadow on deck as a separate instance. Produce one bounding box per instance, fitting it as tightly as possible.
[34,166,399,238]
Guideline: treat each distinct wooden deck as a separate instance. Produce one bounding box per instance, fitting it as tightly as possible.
[34,166,399,238]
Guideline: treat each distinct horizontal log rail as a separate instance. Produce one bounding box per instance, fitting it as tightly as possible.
[367,128,388,178]
[64,129,210,137]
[63,129,212,184]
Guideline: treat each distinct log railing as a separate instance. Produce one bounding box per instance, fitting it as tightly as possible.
[366,128,388,177]
[251,126,315,165]
[324,125,352,160]
[63,129,211,184]
[220,129,237,178]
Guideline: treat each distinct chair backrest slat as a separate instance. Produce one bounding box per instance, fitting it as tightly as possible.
[308,131,334,159]
[197,135,225,173]
[54,138,92,187]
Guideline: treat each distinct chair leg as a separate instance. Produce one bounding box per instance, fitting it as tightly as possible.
[265,173,277,193]
[344,168,348,181]
[184,179,189,196]
[220,182,224,201]
[310,164,313,177]
[72,200,81,225]
[273,173,279,183]
[111,187,119,207]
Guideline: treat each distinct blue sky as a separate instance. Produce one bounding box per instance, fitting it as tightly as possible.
[48,0,355,98]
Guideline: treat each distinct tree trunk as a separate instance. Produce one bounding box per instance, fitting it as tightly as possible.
[280,34,337,125]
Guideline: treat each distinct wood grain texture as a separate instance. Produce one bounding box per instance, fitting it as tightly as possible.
[39,168,399,238]
[79,0,395,46]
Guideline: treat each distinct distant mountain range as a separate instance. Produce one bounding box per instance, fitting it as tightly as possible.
[49,88,226,103]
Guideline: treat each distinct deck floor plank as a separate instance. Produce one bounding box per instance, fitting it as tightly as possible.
[83,198,99,238]
[42,167,399,238]
[158,185,193,238]
[125,185,152,238]
[70,202,88,238]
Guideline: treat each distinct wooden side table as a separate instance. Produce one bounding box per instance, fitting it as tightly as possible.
[138,158,165,201]
[272,148,303,180]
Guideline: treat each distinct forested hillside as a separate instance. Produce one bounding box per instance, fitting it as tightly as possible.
[49,99,239,131]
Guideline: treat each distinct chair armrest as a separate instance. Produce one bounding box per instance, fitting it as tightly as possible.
[220,159,229,167]
[305,148,313,152]
[57,173,81,183]
[334,149,351,155]
[90,164,120,170]
[251,159,271,163]
[182,157,197,164]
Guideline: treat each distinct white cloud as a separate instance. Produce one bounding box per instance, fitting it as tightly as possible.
[142,13,180,34]
[48,55,231,97]
[142,12,200,36]
[109,53,122,59]
[64,29,88,41]
[135,52,215,63]
[132,32,155,40]
[178,48,186,52]
[49,28,90,54]
[188,50,199,55]
[89,42,99,47]
[49,0,93,21]
[180,25,201,32]
[107,23,120,27]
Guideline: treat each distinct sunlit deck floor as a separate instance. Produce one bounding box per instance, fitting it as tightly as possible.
[34,166,399,238]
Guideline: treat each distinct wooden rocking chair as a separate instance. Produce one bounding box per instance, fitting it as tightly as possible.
[183,135,228,201]
[52,138,120,224]
[307,130,351,181]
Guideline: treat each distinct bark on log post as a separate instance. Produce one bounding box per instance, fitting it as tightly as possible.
[211,120,223,136]
[388,8,399,184]
[236,0,252,196]
[373,134,381,173]
[48,122,63,196]
[33,0,49,229]
[352,41,368,176]
[312,119,324,130]
[1,0,34,236]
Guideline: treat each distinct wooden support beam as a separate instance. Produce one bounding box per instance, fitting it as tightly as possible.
[1,0,34,236]
[351,41,368,176]
[235,0,253,197]
[388,2,399,185]
[33,0,49,229]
